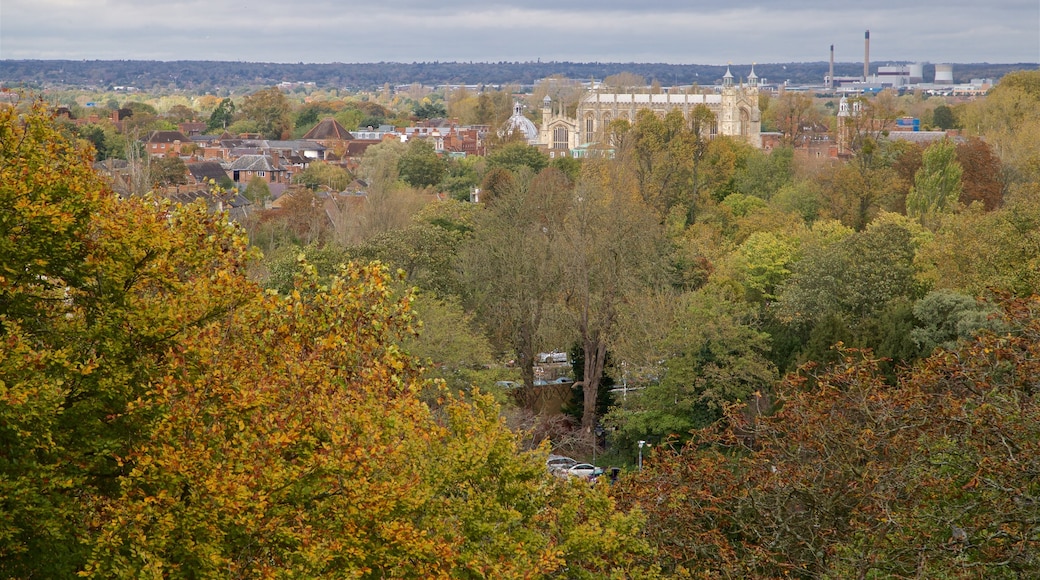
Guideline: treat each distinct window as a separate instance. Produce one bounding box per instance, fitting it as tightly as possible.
[257,171,265,177]
[553,126,568,150]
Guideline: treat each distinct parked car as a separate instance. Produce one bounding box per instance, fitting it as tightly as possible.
[537,350,569,364]
[547,455,578,476]
[532,379,548,386]
[567,463,604,479]
[494,380,520,389]
[551,376,573,384]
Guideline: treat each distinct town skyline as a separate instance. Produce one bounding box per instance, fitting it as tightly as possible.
[2,0,1037,65]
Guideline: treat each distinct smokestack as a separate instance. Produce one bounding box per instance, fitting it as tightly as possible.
[864,30,870,81]
[830,44,835,89]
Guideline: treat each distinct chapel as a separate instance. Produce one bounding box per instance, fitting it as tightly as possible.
[538,65,763,157]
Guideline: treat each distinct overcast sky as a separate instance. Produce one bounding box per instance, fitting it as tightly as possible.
[2,0,1037,65]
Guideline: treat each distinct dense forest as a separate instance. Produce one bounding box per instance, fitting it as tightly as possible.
[0,59,1028,91]
[4,69,1040,577]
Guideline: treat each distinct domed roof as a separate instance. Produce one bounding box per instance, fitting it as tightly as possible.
[503,101,539,144]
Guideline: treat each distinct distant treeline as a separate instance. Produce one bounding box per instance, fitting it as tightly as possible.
[0,60,1030,92]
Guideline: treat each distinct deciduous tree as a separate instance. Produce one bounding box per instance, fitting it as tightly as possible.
[240,87,292,140]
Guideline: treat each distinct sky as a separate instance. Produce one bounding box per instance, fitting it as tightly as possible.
[1,0,1037,65]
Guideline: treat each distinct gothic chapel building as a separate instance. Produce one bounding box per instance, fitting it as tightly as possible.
[538,65,762,156]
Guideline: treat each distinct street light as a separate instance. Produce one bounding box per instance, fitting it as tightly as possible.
[638,440,646,472]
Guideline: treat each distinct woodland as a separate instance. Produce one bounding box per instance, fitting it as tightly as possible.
[3,69,1040,577]
[0,59,1027,92]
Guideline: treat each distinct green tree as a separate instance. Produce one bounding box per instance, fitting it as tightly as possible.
[206,97,235,132]
[555,169,667,449]
[906,138,963,224]
[293,160,353,191]
[413,100,447,119]
[931,103,958,129]
[485,142,549,175]
[910,289,1002,354]
[240,87,292,140]
[397,138,446,189]
[736,230,799,302]
[606,287,777,448]
[777,213,927,330]
[244,175,271,208]
[359,139,408,194]
[459,170,563,388]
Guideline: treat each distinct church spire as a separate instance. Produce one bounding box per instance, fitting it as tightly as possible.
[723,64,734,87]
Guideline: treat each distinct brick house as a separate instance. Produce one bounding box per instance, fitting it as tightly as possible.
[144,130,191,157]
[227,154,286,186]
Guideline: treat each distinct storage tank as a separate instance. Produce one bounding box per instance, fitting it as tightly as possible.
[909,63,924,84]
[934,64,954,85]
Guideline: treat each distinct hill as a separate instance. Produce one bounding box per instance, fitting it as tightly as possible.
[0,60,1031,92]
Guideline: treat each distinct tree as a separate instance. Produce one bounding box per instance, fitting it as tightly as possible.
[206,97,235,132]
[82,261,654,578]
[458,171,562,389]
[1,104,655,578]
[815,156,903,230]
[765,92,821,146]
[240,87,292,140]
[733,146,794,201]
[397,138,446,188]
[621,295,1040,577]
[0,102,258,577]
[906,137,963,224]
[555,167,667,448]
[148,155,188,187]
[917,185,1040,297]
[353,199,479,298]
[960,70,1040,184]
[736,229,799,302]
[413,100,447,120]
[956,137,1004,211]
[164,104,197,124]
[606,287,777,449]
[602,72,647,91]
[293,160,353,192]
[777,213,927,331]
[244,175,271,208]
[270,187,331,245]
[485,142,549,175]
[910,289,1002,354]
[932,103,958,130]
[358,139,408,194]
[845,90,902,152]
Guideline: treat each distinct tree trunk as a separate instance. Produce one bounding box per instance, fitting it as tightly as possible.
[581,337,607,451]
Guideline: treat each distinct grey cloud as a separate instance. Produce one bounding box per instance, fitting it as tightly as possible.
[2,0,1036,64]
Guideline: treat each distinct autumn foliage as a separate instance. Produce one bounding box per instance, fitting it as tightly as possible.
[618,296,1040,577]
[0,102,652,577]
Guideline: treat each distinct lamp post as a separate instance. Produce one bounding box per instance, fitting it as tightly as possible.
[638,440,645,472]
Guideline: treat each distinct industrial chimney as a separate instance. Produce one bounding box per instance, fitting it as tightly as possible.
[864,30,870,81]
[830,44,835,89]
